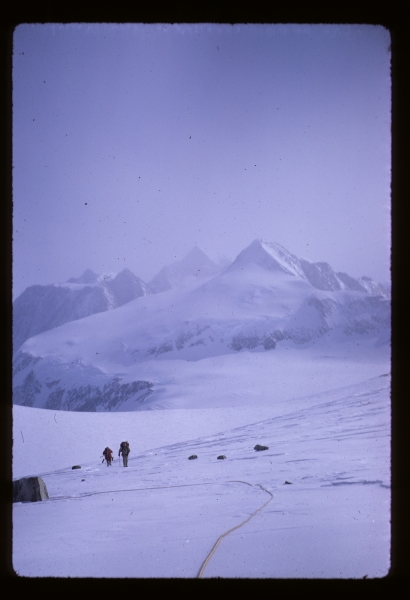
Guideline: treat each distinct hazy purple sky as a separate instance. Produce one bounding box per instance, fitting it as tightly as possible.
[13,24,391,298]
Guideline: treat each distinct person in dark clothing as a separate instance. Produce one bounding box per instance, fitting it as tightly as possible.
[119,441,130,467]
[103,447,113,466]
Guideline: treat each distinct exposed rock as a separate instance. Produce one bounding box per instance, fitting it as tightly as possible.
[284,481,292,485]
[254,444,269,451]
[13,476,49,502]
[336,271,367,293]
[13,361,155,411]
[263,335,276,350]
[299,259,341,291]
[217,455,226,460]
[72,465,81,469]
[230,332,280,352]
[188,455,198,460]
[13,369,42,407]
[231,335,260,351]
[13,352,42,377]
[189,338,205,347]
[176,330,195,350]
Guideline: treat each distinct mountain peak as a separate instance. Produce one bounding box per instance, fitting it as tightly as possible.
[67,269,99,284]
[226,240,387,295]
[226,239,304,278]
[147,247,221,293]
[114,267,137,280]
[185,246,209,259]
[177,247,218,271]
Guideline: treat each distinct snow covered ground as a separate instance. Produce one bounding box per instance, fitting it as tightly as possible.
[13,353,390,578]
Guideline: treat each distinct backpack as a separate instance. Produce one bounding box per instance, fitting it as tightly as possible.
[104,447,112,459]
[120,441,130,456]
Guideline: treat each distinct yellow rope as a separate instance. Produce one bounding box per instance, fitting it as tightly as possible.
[197,484,273,578]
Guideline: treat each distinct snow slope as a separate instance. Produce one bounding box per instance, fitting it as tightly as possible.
[12,372,390,578]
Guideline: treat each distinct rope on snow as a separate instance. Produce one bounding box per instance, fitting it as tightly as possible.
[197,484,274,579]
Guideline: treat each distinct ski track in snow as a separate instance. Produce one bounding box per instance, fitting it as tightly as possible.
[13,373,390,578]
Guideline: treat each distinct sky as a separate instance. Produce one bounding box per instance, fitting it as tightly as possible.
[12,23,391,298]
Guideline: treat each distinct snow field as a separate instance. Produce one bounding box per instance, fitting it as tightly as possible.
[203,484,390,579]
[14,482,268,578]
[13,370,390,578]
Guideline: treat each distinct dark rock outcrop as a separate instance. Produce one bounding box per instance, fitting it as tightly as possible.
[217,455,226,460]
[13,476,49,502]
[13,355,155,411]
[72,465,81,469]
[188,455,198,460]
[254,444,269,451]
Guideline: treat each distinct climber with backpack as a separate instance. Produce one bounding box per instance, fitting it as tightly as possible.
[119,441,130,467]
[102,447,113,466]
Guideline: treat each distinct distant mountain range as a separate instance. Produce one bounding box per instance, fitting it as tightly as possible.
[13,268,151,352]
[13,240,390,412]
[13,247,226,353]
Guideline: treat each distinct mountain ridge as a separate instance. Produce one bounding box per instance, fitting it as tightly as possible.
[13,267,150,352]
[226,239,389,296]
[13,247,225,353]
[12,239,390,413]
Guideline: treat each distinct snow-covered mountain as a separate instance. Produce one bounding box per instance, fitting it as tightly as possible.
[147,246,223,293]
[13,248,223,353]
[227,240,389,296]
[13,268,150,352]
[12,240,390,412]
